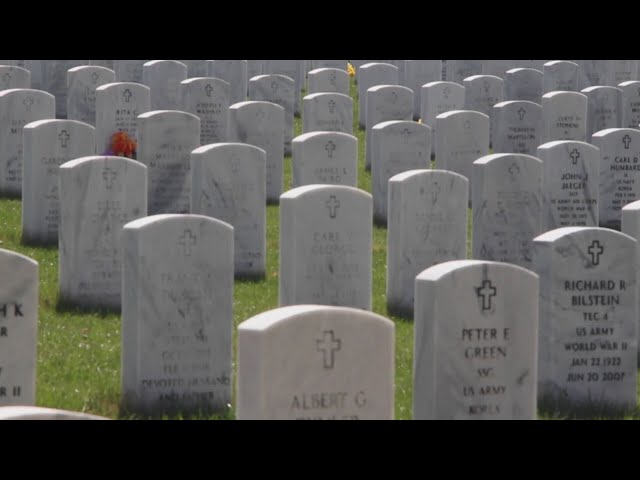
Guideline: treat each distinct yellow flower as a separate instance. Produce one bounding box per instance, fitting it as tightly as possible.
[418,118,422,124]
[347,63,356,77]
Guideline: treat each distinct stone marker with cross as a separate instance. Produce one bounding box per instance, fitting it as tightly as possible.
[612,60,638,85]
[279,185,372,310]
[180,77,230,145]
[371,120,431,225]
[0,249,38,407]
[413,260,538,419]
[0,65,30,90]
[291,131,358,188]
[543,60,580,93]
[504,68,544,103]
[22,119,96,245]
[533,227,637,413]
[302,92,353,135]
[113,60,148,83]
[404,60,442,120]
[142,60,188,111]
[537,140,599,229]
[191,143,266,279]
[472,153,543,270]
[261,60,303,115]
[39,60,89,118]
[463,75,504,143]
[575,60,614,89]
[306,68,350,96]
[59,156,147,310]
[541,91,588,144]
[67,66,116,127]
[357,63,399,128]
[581,86,622,139]
[420,81,465,155]
[387,169,468,317]
[491,100,543,155]
[618,80,640,129]
[0,88,55,197]
[137,110,200,215]
[592,128,640,229]
[122,214,233,416]
[228,101,284,204]
[236,305,394,420]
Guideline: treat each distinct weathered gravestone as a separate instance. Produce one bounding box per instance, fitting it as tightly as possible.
[582,86,621,139]
[534,227,637,413]
[40,60,88,118]
[414,260,538,419]
[371,120,430,225]
[122,214,233,416]
[543,60,580,93]
[387,170,468,318]
[612,60,638,85]
[59,156,147,310]
[472,153,543,270]
[279,185,372,310]
[228,101,284,204]
[262,60,303,115]
[180,77,230,145]
[434,110,489,201]
[491,100,542,155]
[0,406,108,420]
[113,60,148,83]
[302,92,353,134]
[365,85,413,169]
[307,68,350,96]
[618,81,640,129]
[445,60,483,84]
[463,75,503,141]
[504,68,544,103]
[66,66,115,126]
[575,60,613,89]
[592,128,640,229]
[179,60,208,77]
[541,91,587,143]
[191,143,266,279]
[291,131,357,188]
[95,82,151,155]
[142,60,187,111]
[0,89,55,197]
[207,59,248,107]
[0,66,30,90]
[137,110,200,215]
[248,74,295,155]
[0,249,37,407]
[237,305,394,420]
[420,81,465,155]
[404,60,441,120]
[357,63,398,128]
[22,119,96,245]
[537,140,599,229]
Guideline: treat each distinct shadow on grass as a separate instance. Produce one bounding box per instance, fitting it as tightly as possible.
[55,296,120,318]
[20,236,59,250]
[538,393,638,420]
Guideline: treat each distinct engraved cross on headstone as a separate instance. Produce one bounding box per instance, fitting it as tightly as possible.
[23,97,34,111]
[588,240,604,265]
[91,72,100,84]
[328,99,336,113]
[570,148,581,165]
[476,280,497,311]
[431,181,440,203]
[316,330,341,369]
[623,134,632,149]
[205,83,213,97]
[2,72,11,84]
[102,168,117,189]
[58,130,70,148]
[325,195,340,218]
[179,229,197,255]
[325,141,336,158]
[122,89,132,103]
[517,107,526,121]
[508,163,520,177]
[271,81,279,93]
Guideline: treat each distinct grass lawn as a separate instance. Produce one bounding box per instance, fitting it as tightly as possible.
[2,75,638,420]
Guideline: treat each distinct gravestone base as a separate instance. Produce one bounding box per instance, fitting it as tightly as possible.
[120,394,232,419]
[21,234,56,248]
[57,295,121,315]
[236,271,266,282]
[538,388,633,420]
[386,301,414,320]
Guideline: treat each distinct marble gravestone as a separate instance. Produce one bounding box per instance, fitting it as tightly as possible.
[491,100,542,155]
[180,77,230,145]
[445,60,483,84]
[618,81,640,129]
[472,153,543,270]
[23,61,42,90]
[414,260,538,420]
[0,249,38,407]
[137,110,200,215]
[434,110,489,200]
[142,60,187,111]
[66,66,116,126]
[365,85,413,169]
[0,89,55,197]
[279,185,372,310]
[541,91,588,144]
[575,60,613,89]
[592,128,640,230]
[371,121,431,225]
[0,406,107,420]
[113,60,148,83]
[262,60,303,115]
[247,60,263,84]
[534,227,637,412]
[612,60,638,85]
[504,68,543,103]
[387,170,468,318]
[463,75,503,141]
[537,140,599,229]
[121,214,233,416]
[179,60,208,78]
[22,119,96,245]
[191,143,266,279]
[307,68,350,96]
[59,156,147,310]
[420,81,465,155]
[248,74,295,155]
[302,92,353,135]
[237,305,394,420]
[582,86,621,139]
[311,60,348,70]
[0,66,30,90]
[95,82,151,155]
[482,60,517,78]
[40,60,88,118]
[207,59,248,107]
[357,63,398,128]
[291,131,357,188]
[228,101,284,204]
[404,60,441,120]
[543,61,580,93]
[90,60,114,69]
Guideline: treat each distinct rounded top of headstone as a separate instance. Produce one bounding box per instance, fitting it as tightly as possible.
[249,74,295,84]
[96,82,150,92]
[303,92,352,101]
[422,80,464,90]
[59,155,145,170]
[543,60,579,67]
[416,259,538,282]
[493,100,542,109]
[180,76,230,87]
[123,213,233,232]
[506,67,543,75]
[537,140,598,152]
[238,304,393,332]
[580,85,622,94]
[372,120,431,134]
[292,131,357,143]
[389,168,468,184]
[473,152,541,166]
[280,184,371,201]
[191,142,266,157]
[137,109,200,121]
[533,226,635,244]
[367,84,412,94]
[0,406,109,420]
[143,60,187,68]
[592,127,640,139]
[622,200,640,212]
[360,62,397,71]
[229,100,285,112]
[0,88,53,99]
[308,67,348,75]
[618,80,640,87]
[463,74,502,83]
[67,65,114,74]
[542,90,587,100]
[0,248,38,268]
[24,118,95,131]
[436,109,489,121]
[0,65,29,74]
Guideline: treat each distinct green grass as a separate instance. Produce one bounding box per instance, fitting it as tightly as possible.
[2,75,638,420]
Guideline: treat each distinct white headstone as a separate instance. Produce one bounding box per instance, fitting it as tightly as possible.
[207,60,248,107]
[504,68,544,103]
[0,66,30,90]
[420,81,465,155]
[581,86,622,139]
[302,92,353,135]
[491,100,543,155]
[142,60,188,111]
[262,60,303,115]
[113,60,148,83]
[357,63,398,128]
[180,77,230,145]
[612,60,638,85]
[575,60,614,89]
[66,66,116,126]
[541,91,588,143]
[543,60,580,93]
[404,60,441,119]
[307,68,350,96]
[618,80,640,129]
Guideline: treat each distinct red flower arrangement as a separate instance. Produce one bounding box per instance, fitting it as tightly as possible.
[105,131,137,159]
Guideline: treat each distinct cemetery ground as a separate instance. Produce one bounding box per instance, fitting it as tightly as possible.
[2,77,639,420]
